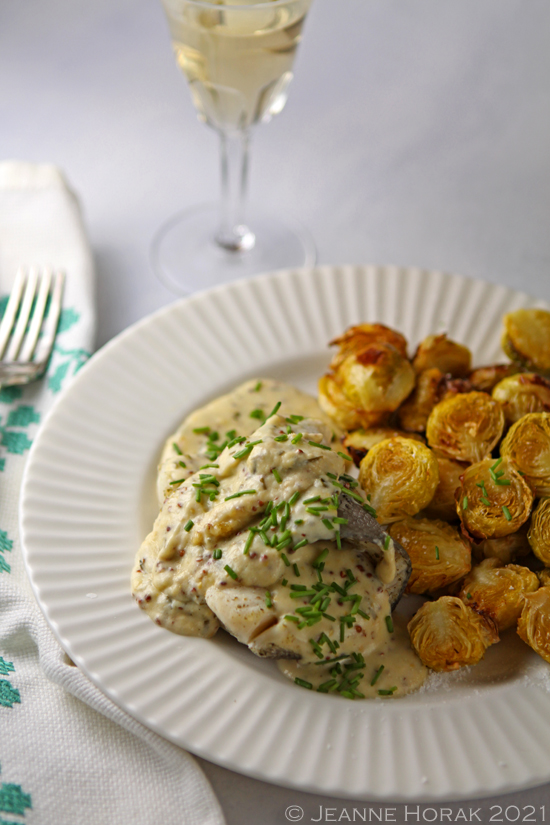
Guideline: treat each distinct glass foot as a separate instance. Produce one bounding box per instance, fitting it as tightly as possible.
[150,203,316,294]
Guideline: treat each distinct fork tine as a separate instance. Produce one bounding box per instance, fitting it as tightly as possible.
[4,267,39,362]
[18,268,53,363]
[34,270,65,365]
[0,267,26,358]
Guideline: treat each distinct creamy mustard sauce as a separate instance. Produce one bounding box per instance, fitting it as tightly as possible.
[132,378,427,697]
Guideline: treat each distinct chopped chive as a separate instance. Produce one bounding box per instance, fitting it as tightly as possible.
[184,519,194,532]
[293,563,300,577]
[317,679,338,693]
[340,623,345,642]
[435,545,440,560]
[333,517,348,525]
[282,578,288,586]
[370,665,384,686]
[491,457,503,471]
[265,590,273,608]
[274,435,288,442]
[295,519,304,525]
[309,440,331,451]
[193,427,210,435]
[169,478,186,486]
[253,381,262,392]
[233,440,262,459]
[463,496,468,510]
[199,463,218,469]
[227,435,246,448]
[495,478,511,486]
[385,615,394,633]
[272,468,282,483]
[467,592,472,599]
[295,678,313,690]
[266,401,282,419]
[224,564,238,580]
[502,505,512,521]
[224,489,257,500]
[322,518,333,530]
[281,553,290,567]
[291,433,303,444]
[288,491,300,506]
[304,496,321,504]
[481,496,491,506]
[243,530,255,555]
[362,502,377,517]
[312,548,329,568]
[378,687,397,696]
[384,534,391,550]
[213,548,222,560]
[357,609,370,620]
[337,451,351,462]
[172,442,182,455]
[293,538,308,552]
[284,614,300,624]
[250,409,265,420]
[287,414,305,424]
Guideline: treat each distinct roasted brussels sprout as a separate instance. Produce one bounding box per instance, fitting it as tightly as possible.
[456,457,534,540]
[502,308,550,375]
[407,596,499,671]
[389,516,471,595]
[476,526,531,565]
[426,391,505,464]
[469,363,522,393]
[358,436,439,523]
[517,587,550,664]
[330,323,408,369]
[412,334,472,377]
[342,427,424,467]
[459,559,539,631]
[422,456,465,522]
[500,412,550,497]
[527,497,550,565]
[492,373,550,426]
[397,368,443,433]
[331,344,416,427]
[537,570,550,587]
[318,374,366,432]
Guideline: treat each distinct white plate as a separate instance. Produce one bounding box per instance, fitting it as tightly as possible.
[20,265,550,801]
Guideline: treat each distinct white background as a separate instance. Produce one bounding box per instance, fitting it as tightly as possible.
[2,0,550,821]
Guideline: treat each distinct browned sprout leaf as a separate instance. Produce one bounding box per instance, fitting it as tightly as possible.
[476,526,531,565]
[412,333,472,377]
[318,374,367,432]
[389,516,471,595]
[469,363,522,393]
[492,373,550,426]
[330,323,408,369]
[500,412,550,497]
[527,497,550,565]
[426,391,505,463]
[456,457,534,540]
[458,558,539,631]
[408,596,499,671]
[502,309,550,375]
[517,586,550,663]
[358,436,439,524]
[397,368,444,433]
[422,455,466,522]
[343,426,425,467]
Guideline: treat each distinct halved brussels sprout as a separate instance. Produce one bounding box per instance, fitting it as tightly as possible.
[517,587,550,664]
[397,368,443,432]
[469,363,522,393]
[422,456,466,522]
[476,526,531,565]
[492,373,550,426]
[459,558,539,631]
[537,570,550,587]
[342,426,425,467]
[335,344,416,424]
[502,308,550,375]
[426,391,505,463]
[358,436,439,523]
[389,516,471,595]
[407,596,499,671]
[500,412,550,496]
[329,323,408,369]
[456,457,534,540]
[318,374,367,432]
[527,497,550,565]
[412,334,472,377]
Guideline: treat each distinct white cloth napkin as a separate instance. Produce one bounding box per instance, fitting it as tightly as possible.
[0,161,226,825]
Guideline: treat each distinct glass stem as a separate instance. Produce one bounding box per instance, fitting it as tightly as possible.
[215,129,255,253]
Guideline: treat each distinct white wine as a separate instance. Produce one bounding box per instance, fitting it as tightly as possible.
[161,0,312,132]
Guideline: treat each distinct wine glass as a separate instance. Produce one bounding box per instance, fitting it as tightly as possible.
[152,0,315,294]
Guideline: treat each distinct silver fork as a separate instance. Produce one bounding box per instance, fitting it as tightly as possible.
[0,267,65,386]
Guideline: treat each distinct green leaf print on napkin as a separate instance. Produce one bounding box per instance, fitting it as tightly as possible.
[0,531,12,574]
[0,682,20,709]
[0,783,32,816]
